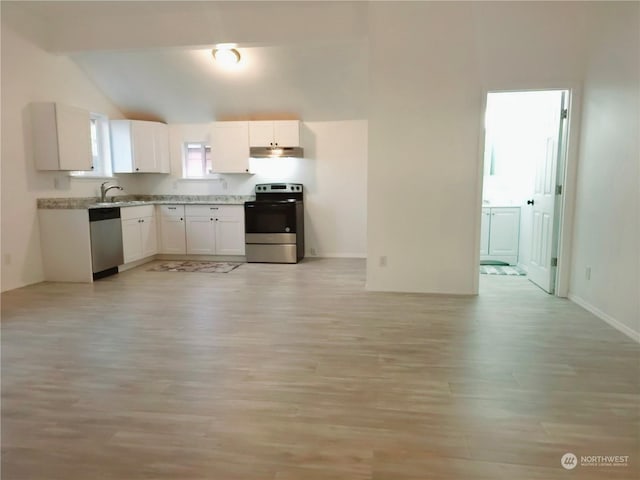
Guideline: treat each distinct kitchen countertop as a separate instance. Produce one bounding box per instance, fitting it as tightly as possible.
[37,195,255,210]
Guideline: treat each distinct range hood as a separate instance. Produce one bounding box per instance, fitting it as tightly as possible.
[249,146,304,158]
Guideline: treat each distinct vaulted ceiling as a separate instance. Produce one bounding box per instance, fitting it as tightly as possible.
[2,1,369,122]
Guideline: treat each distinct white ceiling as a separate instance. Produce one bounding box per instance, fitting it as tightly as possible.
[2,1,369,122]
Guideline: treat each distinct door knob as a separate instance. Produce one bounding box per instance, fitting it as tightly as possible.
[527,199,535,205]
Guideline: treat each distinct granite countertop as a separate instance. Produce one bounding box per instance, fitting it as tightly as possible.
[37,195,256,210]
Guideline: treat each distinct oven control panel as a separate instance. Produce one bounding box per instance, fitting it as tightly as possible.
[255,183,303,193]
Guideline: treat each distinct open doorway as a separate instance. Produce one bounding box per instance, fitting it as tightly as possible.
[479,90,569,294]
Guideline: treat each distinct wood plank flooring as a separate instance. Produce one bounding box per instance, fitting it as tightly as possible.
[2,258,638,479]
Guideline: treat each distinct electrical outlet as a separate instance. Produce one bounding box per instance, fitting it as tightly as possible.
[585,266,591,280]
[379,255,387,267]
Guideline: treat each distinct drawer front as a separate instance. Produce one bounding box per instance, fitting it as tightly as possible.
[159,205,185,217]
[185,205,222,217]
[121,205,154,220]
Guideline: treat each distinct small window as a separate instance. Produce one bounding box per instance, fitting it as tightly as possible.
[183,142,215,178]
[71,113,112,177]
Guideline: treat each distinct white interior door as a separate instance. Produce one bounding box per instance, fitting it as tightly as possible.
[528,93,567,293]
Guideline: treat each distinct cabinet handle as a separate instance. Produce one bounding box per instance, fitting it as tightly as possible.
[210,207,218,210]
[168,207,176,210]
[180,218,183,221]
[135,168,139,171]
[210,218,213,221]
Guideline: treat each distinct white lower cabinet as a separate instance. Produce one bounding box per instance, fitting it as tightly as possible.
[185,205,245,255]
[480,207,520,265]
[186,215,216,254]
[121,205,158,264]
[215,206,245,255]
[159,205,186,254]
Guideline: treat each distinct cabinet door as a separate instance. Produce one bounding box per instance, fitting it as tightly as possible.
[215,217,245,255]
[122,218,142,263]
[215,206,245,255]
[273,120,300,147]
[160,216,186,254]
[480,208,490,255]
[110,120,134,173]
[211,122,250,173]
[248,121,274,147]
[154,123,171,173]
[140,216,158,258]
[131,121,157,172]
[489,208,520,256]
[186,217,216,255]
[55,104,93,171]
[31,102,92,171]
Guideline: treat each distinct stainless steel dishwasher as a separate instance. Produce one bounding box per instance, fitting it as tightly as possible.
[89,207,124,280]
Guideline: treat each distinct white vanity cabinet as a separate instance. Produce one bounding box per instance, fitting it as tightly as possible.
[480,207,520,265]
[30,102,93,171]
[111,120,170,173]
[158,205,186,254]
[185,205,245,255]
[248,120,300,147]
[121,205,158,263]
[210,122,251,174]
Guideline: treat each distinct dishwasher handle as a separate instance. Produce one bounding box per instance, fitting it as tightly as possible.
[89,207,121,222]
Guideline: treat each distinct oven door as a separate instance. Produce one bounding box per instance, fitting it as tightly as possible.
[245,201,298,235]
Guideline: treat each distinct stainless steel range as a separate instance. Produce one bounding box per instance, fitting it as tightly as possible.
[244,183,304,263]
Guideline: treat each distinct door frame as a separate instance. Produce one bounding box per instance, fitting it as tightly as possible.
[473,85,583,297]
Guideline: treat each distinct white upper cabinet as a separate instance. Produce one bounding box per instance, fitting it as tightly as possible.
[249,120,300,147]
[210,121,251,174]
[153,122,170,173]
[30,102,93,171]
[111,120,170,173]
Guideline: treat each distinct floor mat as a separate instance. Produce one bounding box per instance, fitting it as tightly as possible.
[148,261,242,273]
[480,265,526,276]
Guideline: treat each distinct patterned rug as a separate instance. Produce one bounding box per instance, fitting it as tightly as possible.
[480,265,526,276]
[148,261,242,273]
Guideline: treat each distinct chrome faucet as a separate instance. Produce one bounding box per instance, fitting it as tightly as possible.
[100,181,124,202]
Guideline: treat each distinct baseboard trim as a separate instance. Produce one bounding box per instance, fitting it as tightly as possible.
[308,253,366,259]
[568,293,640,343]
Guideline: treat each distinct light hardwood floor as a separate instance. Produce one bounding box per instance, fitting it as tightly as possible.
[2,258,638,479]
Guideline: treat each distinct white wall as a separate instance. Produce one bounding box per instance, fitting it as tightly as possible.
[136,120,368,258]
[366,1,595,294]
[569,3,640,338]
[0,23,128,292]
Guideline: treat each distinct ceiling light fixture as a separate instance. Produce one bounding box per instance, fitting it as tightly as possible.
[212,44,241,66]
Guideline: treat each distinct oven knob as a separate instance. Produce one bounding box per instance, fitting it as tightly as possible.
[285,227,290,232]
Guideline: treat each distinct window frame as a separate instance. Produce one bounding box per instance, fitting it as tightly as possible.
[182,141,219,179]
